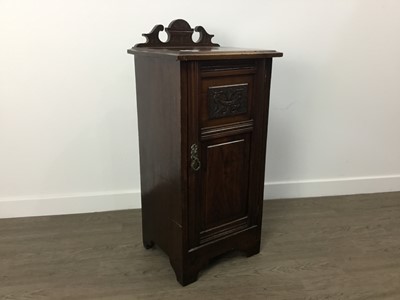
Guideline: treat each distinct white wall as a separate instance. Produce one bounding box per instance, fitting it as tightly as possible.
[1,0,400,218]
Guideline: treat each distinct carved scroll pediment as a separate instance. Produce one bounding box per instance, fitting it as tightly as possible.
[135,19,220,48]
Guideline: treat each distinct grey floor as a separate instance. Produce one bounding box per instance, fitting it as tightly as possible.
[1,192,400,300]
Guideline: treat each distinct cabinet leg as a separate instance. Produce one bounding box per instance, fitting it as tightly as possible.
[176,270,199,286]
[243,242,261,257]
[174,268,200,286]
[170,259,200,286]
[143,239,155,249]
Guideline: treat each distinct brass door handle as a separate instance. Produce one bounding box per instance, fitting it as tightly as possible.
[190,144,201,171]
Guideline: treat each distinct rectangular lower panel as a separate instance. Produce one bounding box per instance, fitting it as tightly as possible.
[198,134,251,243]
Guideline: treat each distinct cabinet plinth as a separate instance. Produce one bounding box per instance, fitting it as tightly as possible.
[128,19,282,286]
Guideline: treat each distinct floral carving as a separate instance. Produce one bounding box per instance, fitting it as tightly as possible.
[208,84,248,119]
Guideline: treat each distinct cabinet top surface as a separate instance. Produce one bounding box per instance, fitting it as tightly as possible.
[127,19,282,61]
[127,47,283,61]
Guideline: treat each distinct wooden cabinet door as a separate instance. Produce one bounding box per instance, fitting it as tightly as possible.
[187,59,269,249]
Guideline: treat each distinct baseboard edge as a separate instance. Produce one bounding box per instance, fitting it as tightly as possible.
[264,175,400,199]
[0,191,141,219]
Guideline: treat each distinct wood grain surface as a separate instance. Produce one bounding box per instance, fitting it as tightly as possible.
[1,192,400,299]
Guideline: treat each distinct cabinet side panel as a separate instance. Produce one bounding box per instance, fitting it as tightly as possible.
[134,56,183,256]
[249,58,272,225]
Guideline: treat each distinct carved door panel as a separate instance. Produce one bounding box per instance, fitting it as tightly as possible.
[188,60,262,248]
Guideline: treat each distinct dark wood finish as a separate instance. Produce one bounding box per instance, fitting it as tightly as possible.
[135,19,220,48]
[128,47,283,61]
[128,19,282,285]
[133,55,183,260]
[198,135,251,244]
[207,83,248,119]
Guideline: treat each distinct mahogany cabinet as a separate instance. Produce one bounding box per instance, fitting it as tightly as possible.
[128,19,282,286]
